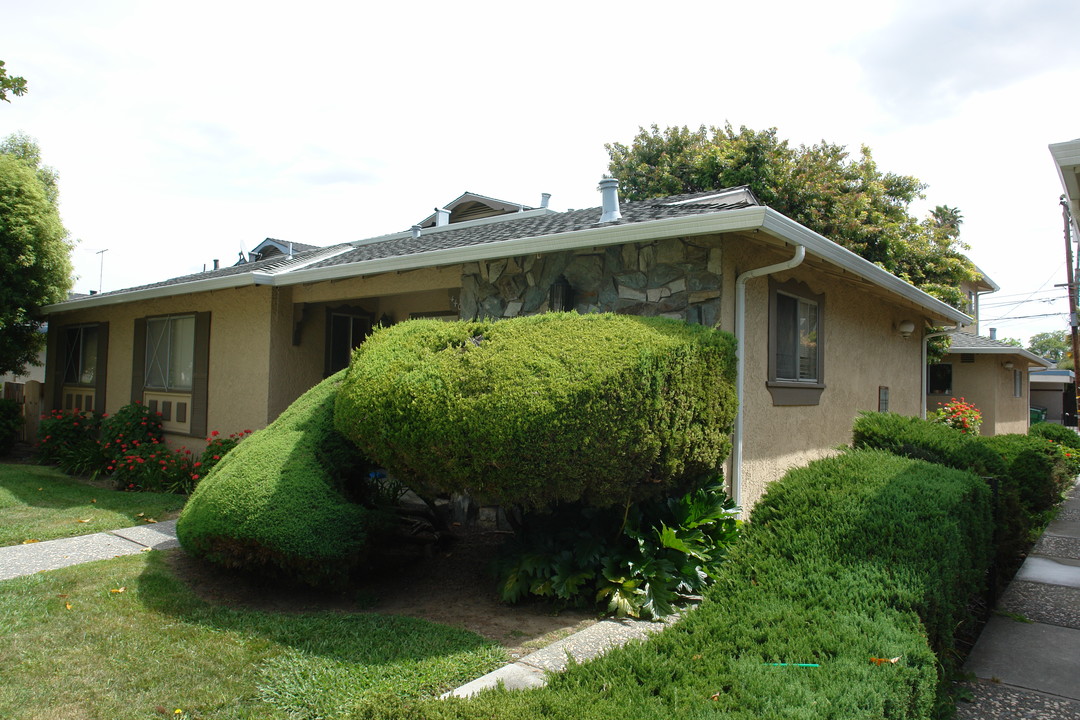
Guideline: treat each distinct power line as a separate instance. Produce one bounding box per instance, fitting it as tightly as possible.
[980,311,1069,322]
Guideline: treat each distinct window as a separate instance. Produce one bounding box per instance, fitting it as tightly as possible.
[132,313,210,436]
[768,279,825,405]
[63,325,99,385]
[325,307,373,376]
[55,322,108,413]
[928,364,952,395]
[1014,369,1023,398]
[145,315,195,391]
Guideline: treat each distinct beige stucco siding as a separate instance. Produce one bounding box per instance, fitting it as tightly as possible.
[46,286,275,444]
[933,354,1030,435]
[720,239,929,510]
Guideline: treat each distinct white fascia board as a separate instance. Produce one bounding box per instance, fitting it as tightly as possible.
[759,210,973,326]
[41,272,276,314]
[1051,139,1080,206]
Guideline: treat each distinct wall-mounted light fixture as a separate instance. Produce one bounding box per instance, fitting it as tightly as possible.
[895,320,916,339]
[1002,361,1015,370]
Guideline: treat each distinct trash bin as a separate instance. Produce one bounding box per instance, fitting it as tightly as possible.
[1030,406,1047,423]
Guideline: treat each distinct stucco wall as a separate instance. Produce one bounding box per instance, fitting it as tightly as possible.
[722,240,930,511]
[46,285,275,445]
[933,354,1029,435]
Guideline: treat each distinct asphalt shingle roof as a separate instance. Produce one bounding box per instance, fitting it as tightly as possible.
[56,187,759,304]
[304,189,759,272]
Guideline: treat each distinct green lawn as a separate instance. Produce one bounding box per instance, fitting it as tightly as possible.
[0,551,507,719]
[0,463,186,546]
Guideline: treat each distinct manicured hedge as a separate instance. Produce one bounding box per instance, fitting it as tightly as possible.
[1029,421,1080,450]
[979,433,1073,517]
[333,313,738,510]
[852,412,1076,591]
[342,450,992,719]
[177,372,382,586]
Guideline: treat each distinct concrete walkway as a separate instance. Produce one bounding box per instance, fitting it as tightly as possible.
[958,482,1080,719]
[0,519,180,581]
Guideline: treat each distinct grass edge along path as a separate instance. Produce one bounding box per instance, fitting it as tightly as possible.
[0,463,186,547]
[0,550,507,720]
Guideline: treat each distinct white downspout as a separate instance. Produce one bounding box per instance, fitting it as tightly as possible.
[731,245,806,508]
[921,328,958,419]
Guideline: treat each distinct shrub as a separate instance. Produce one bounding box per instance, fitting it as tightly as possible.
[99,401,164,466]
[0,398,23,456]
[177,371,384,586]
[494,479,739,619]
[1029,422,1080,476]
[35,408,101,469]
[851,411,1004,476]
[978,433,1073,517]
[342,451,993,720]
[928,396,982,434]
[852,411,1070,592]
[1029,421,1080,449]
[334,313,738,510]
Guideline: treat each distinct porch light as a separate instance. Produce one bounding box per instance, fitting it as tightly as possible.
[896,320,916,339]
[1003,361,1015,370]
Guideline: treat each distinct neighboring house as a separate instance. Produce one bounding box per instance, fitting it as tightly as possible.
[927,331,1052,435]
[39,179,972,511]
[1029,368,1076,426]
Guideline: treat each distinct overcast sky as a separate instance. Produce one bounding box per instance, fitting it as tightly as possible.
[3,0,1079,344]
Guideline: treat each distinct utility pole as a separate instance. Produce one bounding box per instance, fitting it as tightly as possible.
[96,248,108,294]
[1062,196,1080,423]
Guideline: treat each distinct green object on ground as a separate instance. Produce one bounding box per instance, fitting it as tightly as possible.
[334,313,738,510]
[177,371,380,586]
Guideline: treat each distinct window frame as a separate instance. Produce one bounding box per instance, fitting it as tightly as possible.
[927,363,953,396]
[53,322,109,413]
[144,314,196,392]
[767,278,825,406]
[132,312,210,437]
[324,305,374,377]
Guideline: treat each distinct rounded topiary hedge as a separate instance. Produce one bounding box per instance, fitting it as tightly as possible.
[176,371,380,586]
[333,313,738,510]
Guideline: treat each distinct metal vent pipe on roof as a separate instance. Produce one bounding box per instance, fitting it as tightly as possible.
[435,208,450,227]
[411,225,422,239]
[213,259,219,270]
[541,193,551,209]
[598,177,622,223]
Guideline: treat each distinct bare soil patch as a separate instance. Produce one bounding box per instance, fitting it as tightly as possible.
[165,526,598,659]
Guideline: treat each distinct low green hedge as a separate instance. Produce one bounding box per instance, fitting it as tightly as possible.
[853,412,1075,591]
[177,372,383,586]
[1029,421,1080,450]
[334,313,738,510]
[342,450,992,719]
[979,433,1073,517]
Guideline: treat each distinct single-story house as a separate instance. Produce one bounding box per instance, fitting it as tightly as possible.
[40,179,973,511]
[927,331,1053,435]
[1029,368,1076,426]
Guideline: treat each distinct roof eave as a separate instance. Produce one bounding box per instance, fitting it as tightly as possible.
[40,272,276,314]
[947,346,1054,368]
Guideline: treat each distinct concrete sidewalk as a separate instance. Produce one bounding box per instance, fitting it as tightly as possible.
[958,483,1080,719]
[0,519,180,581]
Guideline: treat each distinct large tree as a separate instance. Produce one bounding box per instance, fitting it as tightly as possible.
[1027,330,1069,364]
[0,134,73,376]
[0,60,27,103]
[606,124,979,310]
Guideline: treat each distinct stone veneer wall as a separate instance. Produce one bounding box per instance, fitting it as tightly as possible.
[458,236,725,325]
